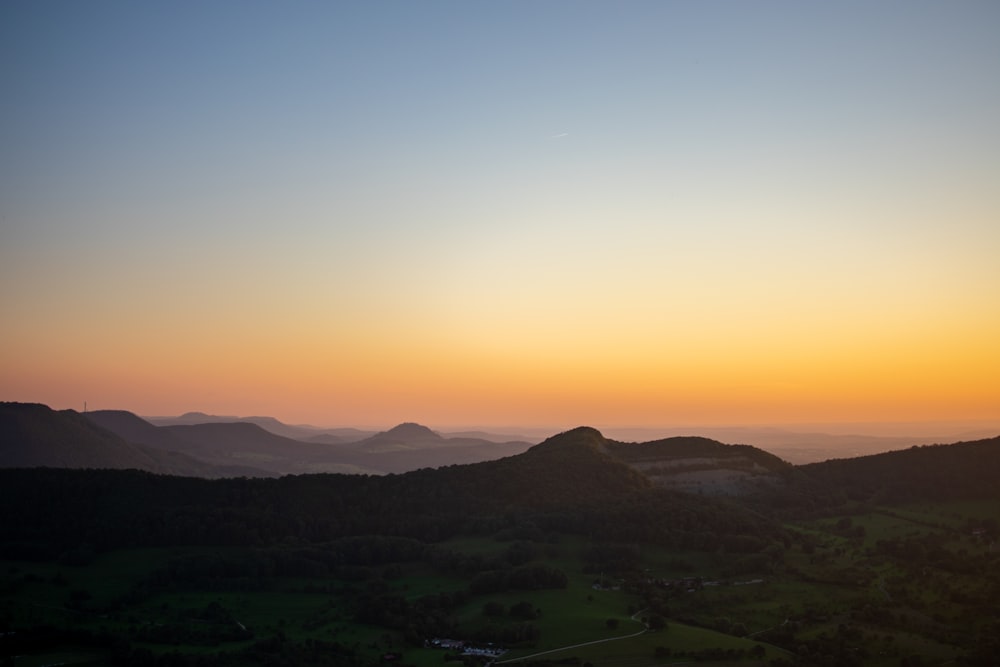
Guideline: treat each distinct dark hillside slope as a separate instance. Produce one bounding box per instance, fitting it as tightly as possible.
[0,403,162,470]
[85,409,197,452]
[90,412,531,476]
[747,435,1000,517]
[466,426,650,506]
[147,412,377,441]
[0,402,245,477]
[0,426,782,556]
[158,422,380,475]
[324,421,534,473]
[364,422,442,445]
[83,410,273,477]
[801,435,1000,502]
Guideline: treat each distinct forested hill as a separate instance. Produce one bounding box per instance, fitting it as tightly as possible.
[0,402,259,477]
[0,426,781,560]
[607,435,790,471]
[746,435,1000,516]
[801,436,1000,501]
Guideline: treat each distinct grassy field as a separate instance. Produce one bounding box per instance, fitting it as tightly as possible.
[3,499,998,666]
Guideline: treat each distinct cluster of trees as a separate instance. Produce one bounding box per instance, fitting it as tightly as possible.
[130,601,253,647]
[0,625,372,667]
[353,590,461,644]
[469,564,568,594]
[473,621,540,646]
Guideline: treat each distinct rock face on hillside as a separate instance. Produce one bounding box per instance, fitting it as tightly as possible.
[606,436,791,495]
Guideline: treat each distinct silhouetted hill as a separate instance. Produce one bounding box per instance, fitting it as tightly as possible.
[143,413,529,470]
[319,427,379,442]
[145,412,366,441]
[0,403,157,470]
[800,435,1000,502]
[746,435,1000,516]
[347,422,534,471]
[157,422,381,476]
[479,426,650,506]
[0,403,258,477]
[83,410,274,477]
[85,409,192,452]
[83,410,379,475]
[361,422,442,450]
[91,412,531,476]
[442,429,541,444]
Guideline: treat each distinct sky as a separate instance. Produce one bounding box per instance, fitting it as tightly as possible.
[2,1,999,431]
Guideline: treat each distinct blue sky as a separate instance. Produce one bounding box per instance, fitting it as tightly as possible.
[2,1,999,428]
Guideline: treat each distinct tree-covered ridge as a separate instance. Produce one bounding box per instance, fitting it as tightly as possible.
[601,434,792,495]
[0,426,780,560]
[746,436,1000,518]
[606,436,791,472]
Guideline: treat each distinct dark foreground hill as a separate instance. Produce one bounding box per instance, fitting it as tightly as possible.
[16,422,997,560]
[739,434,1000,518]
[0,426,782,558]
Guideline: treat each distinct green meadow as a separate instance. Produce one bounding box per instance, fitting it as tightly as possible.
[2,496,997,666]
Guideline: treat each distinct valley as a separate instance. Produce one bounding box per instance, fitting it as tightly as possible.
[1,405,999,666]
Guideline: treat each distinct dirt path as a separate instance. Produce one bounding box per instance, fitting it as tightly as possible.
[496,610,648,664]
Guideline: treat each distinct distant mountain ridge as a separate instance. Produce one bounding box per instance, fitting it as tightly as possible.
[370,422,441,441]
[0,403,262,477]
[6,403,997,506]
[5,423,996,561]
[145,412,375,442]
[89,412,391,476]
[0,403,535,477]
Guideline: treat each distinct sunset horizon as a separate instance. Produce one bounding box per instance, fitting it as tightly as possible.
[9,397,1000,442]
[3,2,998,438]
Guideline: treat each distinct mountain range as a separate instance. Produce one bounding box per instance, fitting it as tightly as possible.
[5,402,997,504]
[0,403,535,477]
[3,419,998,557]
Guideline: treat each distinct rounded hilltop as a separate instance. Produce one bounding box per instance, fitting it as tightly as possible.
[373,422,441,441]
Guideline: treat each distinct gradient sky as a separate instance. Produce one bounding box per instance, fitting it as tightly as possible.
[2,1,999,430]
